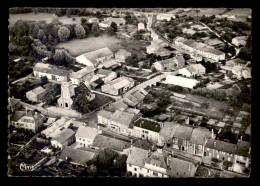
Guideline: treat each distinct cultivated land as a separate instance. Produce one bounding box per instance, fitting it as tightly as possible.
[9,13,89,26]
[55,35,122,57]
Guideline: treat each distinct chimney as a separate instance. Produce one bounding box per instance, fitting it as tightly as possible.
[211,129,214,139]
[167,156,171,166]
[213,141,216,147]
[152,145,154,151]
[185,117,189,125]
[240,136,243,140]
[157,148,163,154]
[35,111,38,118]
[172,151,174,156]
[131,139,133,145]
[188,163,191,171]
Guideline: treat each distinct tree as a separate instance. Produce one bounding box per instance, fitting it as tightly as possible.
[87,164,97,176]
[33,25,40,38]
[71,87,91,114]
[48,35,53,43]
[37,29,45,40]
[110,22,117,32]
[40,76,48,85]
[42,35,47,44]
[66,9,72,17]
[151,66,157,73]
[58,26,70,42]
[91,22,100,37]
[113,154,127,170]
[93,148,119,168]
[143,94,154,104]
[74,24,86,39]
[105,26,115,35]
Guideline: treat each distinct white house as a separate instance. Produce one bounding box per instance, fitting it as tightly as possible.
[51,128,75,150]
[76,47,114,67]
[95,69,117,83]
[115,49,132,63]
[157,14,175,21]
[165,75,199,89]
[97,110,114,128]
[232,36,248,47]
[69,66,95,85]
[75,126,99,148]
[138,22,146,31]
[178,64,206,77]
[88,17,99,24]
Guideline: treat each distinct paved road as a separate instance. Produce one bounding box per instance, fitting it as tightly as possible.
[123,71,178,97]
[91,90,122,100]
[11,73,33,85]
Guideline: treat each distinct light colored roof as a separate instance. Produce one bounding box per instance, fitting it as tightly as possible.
[105,77,134,90]
[156,58,175,66]
[59,146,96,165]
[183,40,196,46]
[75,126,98,141]
[200,47,225,56]
[234,36,248,41]
[98,59,119,69]
[115,49,131,57]
[79,47,113,63]
[123,95,139,106]
[96,69,113,76]
[127,146,148,167]
[232,65,243,71]
[205,39,224,46]
[160,122,179,139]
[110,110,136,127]
[147,44,161,52]
[205,139,236,154]
[97,110,113,119]
[70,66,94,79]
[92,134,131,152]
[125,108,140,114]
[188,64,205,72]
[41,117,70,138]
[110,100,128,111]
[166,75,199,85]
[154,47,172,57]
[52,128,75,144]
[173,124,194,140]
[145,150,167,170]
[28,86,46,95]
[167,157,196,178]
[236,140,250,157]
[189,127,211,145]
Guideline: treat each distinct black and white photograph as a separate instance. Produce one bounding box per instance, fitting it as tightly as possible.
[7,7,252,178]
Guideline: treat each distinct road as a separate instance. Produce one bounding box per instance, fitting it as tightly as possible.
[123,71,178,97]
[11,73,33,85]
[91,90,122,100]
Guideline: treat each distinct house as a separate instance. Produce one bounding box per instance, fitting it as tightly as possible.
[109,110,139,136]
[179,64,206,77]
[159,122,179,147]
[232,36,248,47]
[108,100,128,112]
[76,47,114,67]
[138,22,146,31]
[10,111,26,127]
[92,134,131,154]
[232,65,243,79]
[17,110,46,133]
[190,24,207,31]
[204,139,237,162]
[97,110,113,128]
[182,28,196,36]
[234,140,251,169]
[57,76,95,110]
[174,36,187,47]
[69,66,95,85]
[171,124,194,152]
[153,47,172,57]
[99,17,126,28]
[132,139,152,150]
[146,44,161,54]
[8,97,22,113]
[205,38,224,47]
[157,14,175,21]
[101,77,135,96]
[123,90,146,107]
[174,55,185,68]
[242,67,251,79]
[151,39,169,47]
[152,58,175,72]
[75,126,99,148]
[142,33,151,40]
[26,86,46,103]
[115,49,131,63]
[58,146,96,166]
[97,59,120,70]
[165,75,199,89]
[88,17,99,24]
[188,127,213,157]
[33,63,72,82]
[95,69,117,83]
[167,157,197,178]
[133,118,162,143]
[51,128,75,150]
[127,147,168,178]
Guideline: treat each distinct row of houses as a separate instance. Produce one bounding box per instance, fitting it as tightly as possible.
[174,37,225,62]
[152,55,185,72]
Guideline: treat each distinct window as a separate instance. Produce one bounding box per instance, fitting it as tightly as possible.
[147,169,149,173]
[83,139,85,142]
[198,145,202,150]
[79,138,81,141]
[153,172,158,176]
[134,168,137,171]
[207,148,209,151]
[129,164,131,167]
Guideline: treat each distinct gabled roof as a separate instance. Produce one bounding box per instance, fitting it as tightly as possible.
[27,86,46,95]
[189,127,211,145]
[52,128,75,144]
[127,146,148,167]
[9,98,20,107]
[233,36,248,41]
[155,58,175,66]
[59,146,96,165]
[110,110,136,127]
[97,110,113,119]
[172,124,194,140]
[110,100,128,111]
[175,55,185,64]
[183,40,196,46]
[105,77,134,90]
[123,94,139,106]
[132,139,152,150]
[75,126,98,141]
[236,140,250,157]
[92,134,131,152]
[70,66,94,79]
[205,139,236,154]
[96,69,114,76]
[62,75,70,83]
[134,118,161,133]
[22,110,45,122]
[188,64,205,72]
[115,49,131,57]
[11,111,26,122]
[167,157,196,178]
[79,47,113,63]
[145,150,167,170]
[160,122,179,139]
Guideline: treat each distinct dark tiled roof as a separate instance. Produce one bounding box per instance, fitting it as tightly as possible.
[132,139,152,150]
[183,40,196,46]
[145,151,167,170]
[160,122,179,139]
[11,111,26,122]
[189,127,211,145]
[205,139,236,154]
[134,118,161,133]
[167,157,196,178]
[52,128,75,144]
[173,124,194,140]
[236,140,251,157]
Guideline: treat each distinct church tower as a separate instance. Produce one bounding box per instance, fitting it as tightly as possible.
[58,75,75,110]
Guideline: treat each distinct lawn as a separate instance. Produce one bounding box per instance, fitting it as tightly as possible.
[223,8,251,16]
[9,12,89,26]
[55,35,122,57]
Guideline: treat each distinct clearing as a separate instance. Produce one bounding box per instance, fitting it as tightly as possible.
[9,12,89,26]
[55,35,122,56]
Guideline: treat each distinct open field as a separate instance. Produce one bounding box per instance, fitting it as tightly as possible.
[9,12,89,26]
[223,8,251,17]
[55,35,122,56]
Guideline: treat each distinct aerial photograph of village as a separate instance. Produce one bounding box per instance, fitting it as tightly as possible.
[8,7,251,178]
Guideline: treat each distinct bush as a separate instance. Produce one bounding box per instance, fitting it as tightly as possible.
[72,18,76,21]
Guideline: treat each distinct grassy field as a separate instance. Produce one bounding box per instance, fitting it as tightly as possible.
[223,8,251,16]
[55,35,122,56]
[9,12,89,26]
[184,94,229,120]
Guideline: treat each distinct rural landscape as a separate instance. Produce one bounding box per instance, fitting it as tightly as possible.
[8,7,251,178]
